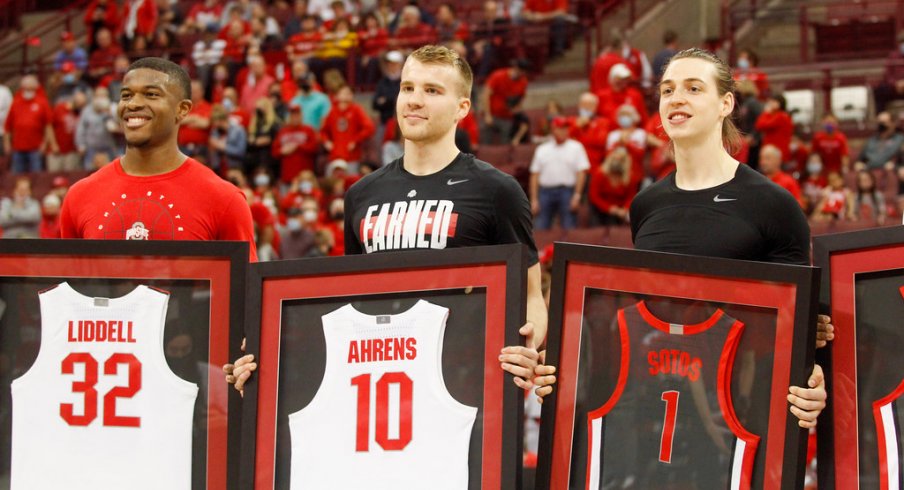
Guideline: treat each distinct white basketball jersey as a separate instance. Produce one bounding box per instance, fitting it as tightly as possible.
[289,300,477,489]
[10,282,199,490]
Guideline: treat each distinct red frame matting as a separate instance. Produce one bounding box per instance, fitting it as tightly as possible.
[549,262,799,490]
[0,255,232,490]
[253,264,509,489]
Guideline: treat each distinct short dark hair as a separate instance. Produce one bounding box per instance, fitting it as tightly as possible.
[663,30,677,45]
[127,57,191,100]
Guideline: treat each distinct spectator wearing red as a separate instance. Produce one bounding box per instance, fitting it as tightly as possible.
[238,53,276,114]
[182,0,224,34]
[83,0,120,52]
[521,0,569,58]
[605,103,648,179]
[390,6,437,53]
[272,104,319,184]
[760,144,804,207]
[596,63,648,125]
[589,37,625,93]
[48,91,85,172]
[436,3,469,43]
[644,112,674,179]
[588,147,639,225]
[810,113,850,174]
[323,197,345,256]
[39,193,62,239]
[787,133,809,174]
[812,170,854,222]
[242,187,279,261]
[87,28,124,83]
[4,75,57,174]
[481,58,529,144]
[733,48,769,99]
[320,85,375,173]
[470,0,511,79]
[219,16,252,70]
[611,29,653,88]
[311,17,357,80]
[119,0,157,50]
[801,154,828,214]
[280,170,324,214]
[568,92,610,166]
[280,59,321,103]
[54,31,89,75]
[457,109,479,151]
[178,80,213,162]
[285,14,323,63]
[754,94,794,161]
[357,12,390,85]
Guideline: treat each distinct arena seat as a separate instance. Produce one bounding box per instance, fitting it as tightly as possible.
[784,89,815,126]
[831,86,870,122]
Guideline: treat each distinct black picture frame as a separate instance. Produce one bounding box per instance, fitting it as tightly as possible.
[240,244,528,490]
[813,226,904,490]
[535,243,819,490]
[0,239,248,490]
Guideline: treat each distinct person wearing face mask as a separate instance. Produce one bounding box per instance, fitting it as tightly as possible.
[528,116,590,230]
[290,72,331,131]
[279,206,317,259]
[53,62,92,104]
[244,96,282,176]
[595,63,648,126]
[588,147,640,225]
[48,90,87,172]
[76,86,118,169]
[801,155,828,213]
[4,75,57,173]
[810,113,850,174]
[177,80,213,164]
[606,104,648,179]
[733,48,769,100]
[568,92,611,166]
[272,104,319,184]
[854,111,904,171]
[320,85,375,174]
[208,103,248,173]
[754,94,794,161]
[280,171,325,214]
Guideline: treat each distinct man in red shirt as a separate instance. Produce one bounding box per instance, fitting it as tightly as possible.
[60,57,257,261]
[480,59,529,144]
[755,94,794,161]
[390,5,437,53]
[810,113,850,174]
[589,38,625,93]
[285,14,322,63]
[238,54,276,115]
[4,75,57,173]
[320,85,375,173]
[760,144,804,207]
[595,63,647,124]
[568,91,610,166]
[522,0,569,58]
[272,104,319,184]
[177,80,212,163]
[87,28,124,83]
[48,91,85,172]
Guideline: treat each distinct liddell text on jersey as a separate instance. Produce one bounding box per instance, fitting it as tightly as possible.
[359,199,458,253]
[68,320,137,343]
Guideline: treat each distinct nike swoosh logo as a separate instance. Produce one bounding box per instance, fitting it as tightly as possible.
[713,195,737,202]
[447,179,469,185]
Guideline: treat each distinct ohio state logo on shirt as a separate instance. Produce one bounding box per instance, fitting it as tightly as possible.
[358,198,459,253]
[96,191,187,240]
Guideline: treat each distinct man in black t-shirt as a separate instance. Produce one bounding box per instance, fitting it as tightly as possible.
[229,45,547,394]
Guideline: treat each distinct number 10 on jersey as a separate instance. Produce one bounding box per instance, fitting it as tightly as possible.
[351,372,413,452]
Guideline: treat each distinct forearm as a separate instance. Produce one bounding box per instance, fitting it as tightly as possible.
[573,171,586,196]
[526,263,547,349]
[529,173,539,201]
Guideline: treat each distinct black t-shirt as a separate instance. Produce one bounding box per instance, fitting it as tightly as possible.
[630,164,810,265]
[344,152,539,264]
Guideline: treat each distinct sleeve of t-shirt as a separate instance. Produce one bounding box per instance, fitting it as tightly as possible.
[343,186,363,255]
[529,146,541,173]
[216,190,260,262]
[763,189,810,265]
[492,174,539,265]
[575,143,591,171]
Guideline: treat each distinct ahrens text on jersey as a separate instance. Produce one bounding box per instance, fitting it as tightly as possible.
[68,320,136,343]
[359,199,459,253]
[347,337,417,363]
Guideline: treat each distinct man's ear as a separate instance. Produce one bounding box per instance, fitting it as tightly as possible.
[456,97,471,123]
[176,99,192,122]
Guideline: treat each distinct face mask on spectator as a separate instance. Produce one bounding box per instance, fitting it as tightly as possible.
[617,115,633,129]
[63,74,76,84]
[286,218,302,232]
[215,71,227,81]
[93,96,110,111]
[737,58,750,70]
[222,99,235,112]
[254,174,270,187]
[303,209,318,223]
[22,89,35,100]
[824,123,836,134]
[807,161,822,175]
[299,181,313,193]
[878,122,890,133]
[579,108,594,119]
[298,79,312,92]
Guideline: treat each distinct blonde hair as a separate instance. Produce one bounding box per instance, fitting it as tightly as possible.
[408,44,473,97]
[662,47,743,154]
[602,147,632,186]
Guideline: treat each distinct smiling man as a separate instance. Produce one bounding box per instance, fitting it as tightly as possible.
[60,57,257,260]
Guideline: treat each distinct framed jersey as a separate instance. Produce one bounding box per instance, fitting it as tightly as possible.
[814,226,904,490]
[535,243,819,490]
[0,239,247,490]
[240,244,528,490]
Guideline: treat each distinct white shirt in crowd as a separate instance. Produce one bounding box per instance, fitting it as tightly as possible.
[529,138,590,188]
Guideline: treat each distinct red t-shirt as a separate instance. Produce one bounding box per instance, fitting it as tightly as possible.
[589,51,625,93]
[286,31,323,59]
[486,68,528,119]
[320,103,376,162]
[587,165,639,214]
[5,94,53,152]
[457,110,479,147]
[569,115,610,166]
[755,111,794,160]
[357,27,389,57]
[810,131,849,173]
[272,123,319,183]
[52,101,79,153]
[769,171,804,206]
[595,86,648,124]
[60,157,258,261]
[177,99,212,147]
[524,0,567,13]
[88,45,124,74]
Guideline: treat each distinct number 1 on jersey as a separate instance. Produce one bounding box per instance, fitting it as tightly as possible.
[351,372,413,452]
[659,390,680,463]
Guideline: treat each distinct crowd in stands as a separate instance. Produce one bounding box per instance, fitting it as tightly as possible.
[0,2,903,259]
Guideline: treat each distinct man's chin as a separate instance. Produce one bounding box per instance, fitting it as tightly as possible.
[124,136,151,148]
